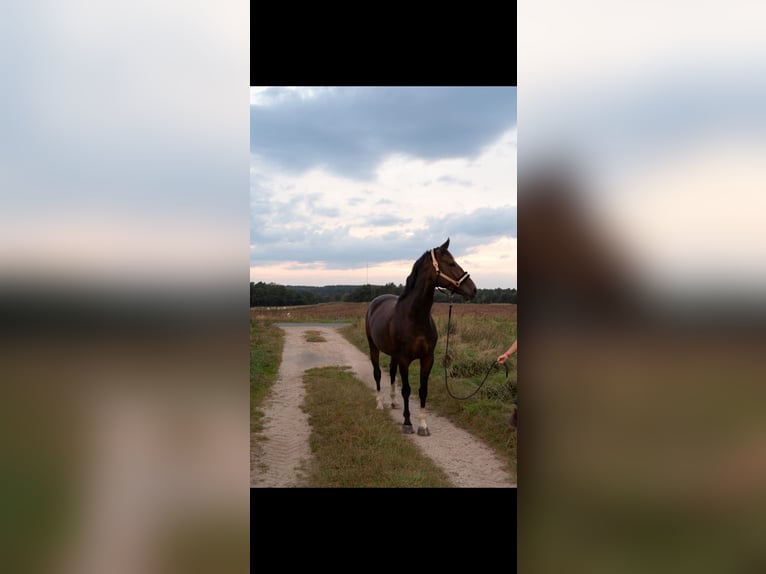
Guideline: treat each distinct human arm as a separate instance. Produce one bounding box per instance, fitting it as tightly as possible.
[496,339,517,364]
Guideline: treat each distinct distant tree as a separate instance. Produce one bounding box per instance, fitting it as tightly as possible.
[250,281,515,306]
[347,282,402,302]
[250,281,317,307]
[445,287,517,304]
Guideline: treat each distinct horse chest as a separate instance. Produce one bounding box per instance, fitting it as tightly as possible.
[410,335,433,358]
[394,330,435,358]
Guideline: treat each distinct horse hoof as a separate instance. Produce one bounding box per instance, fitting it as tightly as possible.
[376,404,384,411]
[417,427,431,436]
[390,403,399,409]
[402,424,414,434]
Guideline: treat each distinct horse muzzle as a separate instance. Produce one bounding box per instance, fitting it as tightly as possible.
[456,275,477,301]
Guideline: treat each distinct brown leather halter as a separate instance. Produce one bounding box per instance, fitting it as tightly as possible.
[430,249,470,291]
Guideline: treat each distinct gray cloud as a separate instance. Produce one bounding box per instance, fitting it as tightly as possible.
[427,206,517,240]
[251,87,517,181]
[250,205,516,269]
[251,187,354,243]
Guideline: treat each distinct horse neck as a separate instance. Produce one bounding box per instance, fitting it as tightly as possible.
[400,266,437,321]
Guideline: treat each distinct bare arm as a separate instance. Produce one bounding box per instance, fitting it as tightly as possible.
[496,339,517,364]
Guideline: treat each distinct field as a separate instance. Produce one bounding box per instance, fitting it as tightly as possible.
[251,301,517,475]
[251,301,517,322]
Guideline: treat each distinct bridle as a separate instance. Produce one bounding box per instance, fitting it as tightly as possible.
[430,249,470,292]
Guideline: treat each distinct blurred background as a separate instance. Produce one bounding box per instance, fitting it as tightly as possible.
[518,2,766,573]
[1,2,249,573]
[3,1,766,572]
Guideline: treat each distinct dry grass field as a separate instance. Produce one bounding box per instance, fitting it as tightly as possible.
[250,301,516,323]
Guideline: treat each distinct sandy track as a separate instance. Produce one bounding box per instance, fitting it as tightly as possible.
[250,324,515,488]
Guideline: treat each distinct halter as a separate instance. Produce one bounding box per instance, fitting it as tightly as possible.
[430,249,470,291]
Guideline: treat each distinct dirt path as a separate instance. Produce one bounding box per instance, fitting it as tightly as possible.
[250,324,516,488]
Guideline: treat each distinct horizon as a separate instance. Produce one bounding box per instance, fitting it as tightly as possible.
[250,280,518,290]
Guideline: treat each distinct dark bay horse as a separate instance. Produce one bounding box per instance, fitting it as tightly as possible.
[365,239,477,435]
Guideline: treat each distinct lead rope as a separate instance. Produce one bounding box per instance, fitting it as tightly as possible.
[440,291,509,400]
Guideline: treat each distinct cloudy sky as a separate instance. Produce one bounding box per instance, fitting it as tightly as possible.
[519,1,766,301]
[250,87,517,289]
[2,0,248,293]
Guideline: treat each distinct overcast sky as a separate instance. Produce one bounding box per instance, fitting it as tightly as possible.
[250,87,517,289]
[519,1,766,301]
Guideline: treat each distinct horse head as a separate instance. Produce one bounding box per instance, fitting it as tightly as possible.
[431,238,477,301]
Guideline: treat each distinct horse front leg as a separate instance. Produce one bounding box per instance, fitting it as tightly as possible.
[399,359,413,434]
[389,359,399,409]
[417,354,434,436]
[369,343,384,410]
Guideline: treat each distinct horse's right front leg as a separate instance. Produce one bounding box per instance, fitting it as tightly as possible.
[389,359,399,409]
[369,344,384,410]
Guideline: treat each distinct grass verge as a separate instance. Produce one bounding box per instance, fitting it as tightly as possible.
[304,330,326,342]
[303,366,452,487]
[250,319,285,435]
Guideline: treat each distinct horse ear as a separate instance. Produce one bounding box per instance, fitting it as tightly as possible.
[439,238,450,251]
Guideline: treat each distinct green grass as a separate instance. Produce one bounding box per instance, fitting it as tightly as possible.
[250,319,285,435]
[302,366,453,487]
[340,313,517,480]
[304,330,326,342]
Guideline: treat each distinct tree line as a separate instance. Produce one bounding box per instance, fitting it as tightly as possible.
[250,281,517,307]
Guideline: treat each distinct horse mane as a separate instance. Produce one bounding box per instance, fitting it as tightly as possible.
[399,251,430,300]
